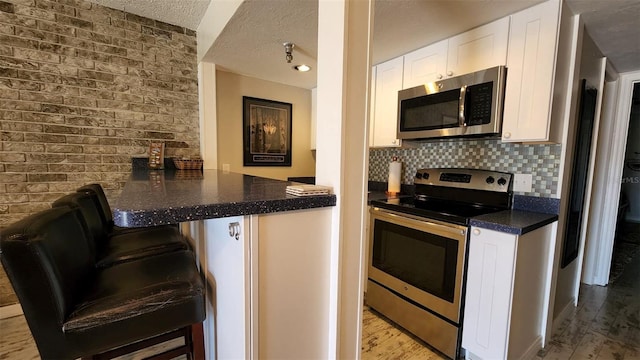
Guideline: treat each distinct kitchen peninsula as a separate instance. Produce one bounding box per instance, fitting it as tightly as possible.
[112,169,336,359]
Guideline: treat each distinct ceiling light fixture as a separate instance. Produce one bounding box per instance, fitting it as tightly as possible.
[293,64,311,72]
[283,42,294,63]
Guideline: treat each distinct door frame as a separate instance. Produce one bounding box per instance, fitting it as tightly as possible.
[583,69,640,285]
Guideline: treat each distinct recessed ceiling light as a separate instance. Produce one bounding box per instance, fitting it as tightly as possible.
[293,64,311,72]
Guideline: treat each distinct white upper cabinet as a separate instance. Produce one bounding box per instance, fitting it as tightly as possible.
[402,39,448,88]
[371,57,403,147]
[502,0,562,142]
[446,17,510,78]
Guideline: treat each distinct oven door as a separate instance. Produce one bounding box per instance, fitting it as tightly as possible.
[368,207,468,323]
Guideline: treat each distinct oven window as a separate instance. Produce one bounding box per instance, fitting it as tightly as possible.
[371,219,458,303]
[400,88,460,131]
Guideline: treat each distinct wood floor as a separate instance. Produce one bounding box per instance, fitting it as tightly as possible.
[0,313,186,360]
[2,246,640,359]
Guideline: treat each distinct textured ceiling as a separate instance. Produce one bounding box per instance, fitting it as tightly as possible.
[87,0,210,30]
[88,0,640,88]
[208,0,545,89]
[566,0,640,74]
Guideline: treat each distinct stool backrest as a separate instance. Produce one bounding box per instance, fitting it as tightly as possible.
[53,191,109,251]
[0,207,95,354]
[78,183,114,228]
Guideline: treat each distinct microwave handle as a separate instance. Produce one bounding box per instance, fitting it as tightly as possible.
[458,85,467,127]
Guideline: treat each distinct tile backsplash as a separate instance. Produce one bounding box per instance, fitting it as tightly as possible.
[369,139,561,197]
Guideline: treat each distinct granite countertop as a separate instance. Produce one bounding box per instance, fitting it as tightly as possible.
[470,210,558,235]
[112,170,336,228]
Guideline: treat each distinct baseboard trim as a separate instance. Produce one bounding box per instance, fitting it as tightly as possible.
[551,299,577,335]
[519,336,543,360]
[0,303,23,319]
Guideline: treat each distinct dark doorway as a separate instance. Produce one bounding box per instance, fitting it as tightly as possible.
[610,82,640,281]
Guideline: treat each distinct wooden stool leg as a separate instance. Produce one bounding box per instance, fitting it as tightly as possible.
[191,323,205,360]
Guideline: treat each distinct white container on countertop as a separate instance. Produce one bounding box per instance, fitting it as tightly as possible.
[387,156,402,195]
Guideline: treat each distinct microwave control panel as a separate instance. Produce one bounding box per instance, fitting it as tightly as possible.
[466,82,493,126]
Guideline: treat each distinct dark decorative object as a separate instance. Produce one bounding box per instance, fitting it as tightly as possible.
[561,79,597,268]
[243,96,292,167]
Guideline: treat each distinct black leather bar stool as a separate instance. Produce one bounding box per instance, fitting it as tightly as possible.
[0,206,206,360]
[52,191,189,268]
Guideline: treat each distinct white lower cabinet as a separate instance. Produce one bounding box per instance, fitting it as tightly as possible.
[462,222,556,360]
[185,208,334,359]
[203,216,252,359]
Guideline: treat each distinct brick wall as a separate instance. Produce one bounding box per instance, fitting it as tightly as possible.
[0,0,200,227]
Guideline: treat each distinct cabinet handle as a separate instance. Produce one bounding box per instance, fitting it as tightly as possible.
[437,74,443,79]
[228,222,241,240]
[392,139,397,144]
[503,132,511,139]
[473,228,481,236]
[447,70,453,76]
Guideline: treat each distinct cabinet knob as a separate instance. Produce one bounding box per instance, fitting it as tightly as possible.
[436,74,443,79]
[473,228,481,236]
[392,139,397,144]
[503,132,511,139]
[446,71,454,76]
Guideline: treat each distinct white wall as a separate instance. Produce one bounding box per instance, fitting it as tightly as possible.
[554,27,605,317]
[581,77,620,285]
[315,0,372,357]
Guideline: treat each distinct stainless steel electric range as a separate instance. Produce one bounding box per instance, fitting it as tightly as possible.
[367,168,513,359]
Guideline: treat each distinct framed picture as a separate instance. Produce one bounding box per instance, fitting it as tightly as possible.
[243,96,292,167]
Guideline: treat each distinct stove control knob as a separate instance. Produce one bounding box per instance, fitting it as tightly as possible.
[486,176,495,184]
[415,172,423,179]
[423,173,429,180]
[497,177,507,186]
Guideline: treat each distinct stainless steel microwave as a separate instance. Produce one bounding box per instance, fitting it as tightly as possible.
[397,66,506,140]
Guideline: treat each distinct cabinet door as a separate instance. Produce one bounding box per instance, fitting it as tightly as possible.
[204,216,252,359]
[462,227,517,360]
[502,0,560,142]
[371,57,403,147]
[402,39,448,88]
[446,17,509,77]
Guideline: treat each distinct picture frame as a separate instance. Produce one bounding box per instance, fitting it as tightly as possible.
[243,96,292,167]
[148,142,165,169]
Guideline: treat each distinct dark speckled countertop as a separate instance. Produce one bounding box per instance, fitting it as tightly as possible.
[470,210,558,235]
[113,170,336,228]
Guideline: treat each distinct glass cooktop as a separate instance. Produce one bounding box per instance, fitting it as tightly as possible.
[370,197,504,226]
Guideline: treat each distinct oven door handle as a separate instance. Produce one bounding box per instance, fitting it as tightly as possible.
[370,207,467,239]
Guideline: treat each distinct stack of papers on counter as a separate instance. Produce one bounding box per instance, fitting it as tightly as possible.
[286,185,332,196]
